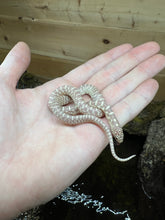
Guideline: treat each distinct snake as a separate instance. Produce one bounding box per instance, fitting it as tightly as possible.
[48,84,136,162]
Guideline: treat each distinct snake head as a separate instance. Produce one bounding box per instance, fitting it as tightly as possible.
[113,127,124,144]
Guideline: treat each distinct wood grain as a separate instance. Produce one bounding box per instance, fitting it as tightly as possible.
[0,0,164,100]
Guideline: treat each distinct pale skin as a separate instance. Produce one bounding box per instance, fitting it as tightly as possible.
[0,42,165,219]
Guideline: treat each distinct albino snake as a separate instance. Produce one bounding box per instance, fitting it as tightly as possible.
[48,84,136,162]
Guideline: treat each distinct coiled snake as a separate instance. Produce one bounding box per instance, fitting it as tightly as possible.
[48,84,136,162]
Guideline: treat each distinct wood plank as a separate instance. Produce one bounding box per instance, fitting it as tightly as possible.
[0,48,81,79]
[155,75,165,101]
[0,0,165,32]
[28,53,81,79]
[0,15,165,63]
[0,0,164,101]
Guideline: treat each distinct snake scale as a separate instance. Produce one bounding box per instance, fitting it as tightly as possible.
[48,84,136,162]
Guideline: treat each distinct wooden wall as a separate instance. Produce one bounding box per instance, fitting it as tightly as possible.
[0,0,165,100]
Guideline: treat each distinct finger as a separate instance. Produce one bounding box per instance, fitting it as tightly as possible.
[63,43,133,86]
[113,79,159,127]
[103,53,165,106]
[87,42,160,90]
[0,42,31,88]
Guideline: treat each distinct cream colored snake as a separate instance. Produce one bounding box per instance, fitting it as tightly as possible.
[48,84,136,162]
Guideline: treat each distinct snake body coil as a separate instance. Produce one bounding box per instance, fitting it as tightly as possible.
[48,84,136,162]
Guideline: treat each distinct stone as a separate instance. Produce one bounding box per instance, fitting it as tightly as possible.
[124,101,165,136]
[138,118,165,219]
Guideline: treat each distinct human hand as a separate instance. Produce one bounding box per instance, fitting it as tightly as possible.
[0,42,164,219]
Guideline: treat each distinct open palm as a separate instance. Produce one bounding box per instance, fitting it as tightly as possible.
[0,42,164,219]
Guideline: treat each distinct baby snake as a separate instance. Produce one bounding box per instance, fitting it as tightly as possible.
[48,84,136,162]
